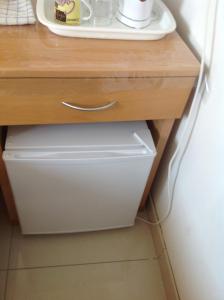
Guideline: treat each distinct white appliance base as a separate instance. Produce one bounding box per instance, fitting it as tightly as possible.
[116,13,151,29]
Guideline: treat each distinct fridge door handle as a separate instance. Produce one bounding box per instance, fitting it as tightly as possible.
[4,147,150,161]
[62,100,117,112]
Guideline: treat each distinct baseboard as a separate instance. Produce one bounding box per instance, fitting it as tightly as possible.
[147,204,180,300]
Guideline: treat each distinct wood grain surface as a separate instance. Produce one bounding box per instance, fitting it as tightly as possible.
[0,7,199,78]
[0,77,195,125]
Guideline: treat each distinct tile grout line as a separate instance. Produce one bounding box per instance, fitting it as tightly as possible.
[4,224,15,300]
[8,257,151,272]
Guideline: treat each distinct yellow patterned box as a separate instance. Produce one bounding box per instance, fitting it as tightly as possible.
[55,0,81,25]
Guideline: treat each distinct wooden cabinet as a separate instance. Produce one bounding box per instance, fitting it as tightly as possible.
[0,19,199,222]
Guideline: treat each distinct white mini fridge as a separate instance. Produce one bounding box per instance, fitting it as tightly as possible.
[3,122,156,235]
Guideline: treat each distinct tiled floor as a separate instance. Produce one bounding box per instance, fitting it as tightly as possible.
[0,205,167,300]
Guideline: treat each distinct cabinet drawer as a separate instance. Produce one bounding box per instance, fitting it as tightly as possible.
[0,78,195,125]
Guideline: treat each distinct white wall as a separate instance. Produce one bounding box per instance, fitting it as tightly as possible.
[153,1,224,300]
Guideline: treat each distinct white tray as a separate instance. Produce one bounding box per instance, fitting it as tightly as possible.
[36,0,176,40]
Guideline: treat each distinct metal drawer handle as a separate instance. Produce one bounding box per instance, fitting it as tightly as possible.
[62,100,117,112]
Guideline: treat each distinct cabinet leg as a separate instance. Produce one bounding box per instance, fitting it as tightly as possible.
[140,119,175,209]
[0,145,18,223]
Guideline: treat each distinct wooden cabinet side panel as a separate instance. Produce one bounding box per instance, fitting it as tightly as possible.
[140,119,175,209]
[0,142,18,223]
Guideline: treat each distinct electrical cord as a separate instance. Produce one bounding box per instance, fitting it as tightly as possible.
[137,194,169,226]
[137,0,219,226]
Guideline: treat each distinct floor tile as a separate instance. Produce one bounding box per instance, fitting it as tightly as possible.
[0,207,12,270]
[6,260,167,300]
[0,271,7,300]
[9,220,156,269]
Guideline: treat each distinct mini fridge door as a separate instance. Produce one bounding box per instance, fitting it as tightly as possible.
[4,146,155,234]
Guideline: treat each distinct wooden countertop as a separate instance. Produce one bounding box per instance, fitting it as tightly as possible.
[0,5,199,78]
